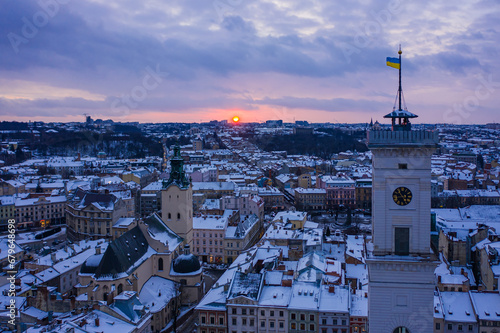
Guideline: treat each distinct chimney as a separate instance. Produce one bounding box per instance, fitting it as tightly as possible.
[95,317,100,327]
[329,285,335,293]
[51,252,57,263]
[438,276,442,283]
[95,246,101,255]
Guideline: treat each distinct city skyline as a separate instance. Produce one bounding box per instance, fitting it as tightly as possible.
[1,0,499,124]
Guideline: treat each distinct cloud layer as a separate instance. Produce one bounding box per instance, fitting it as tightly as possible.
[1,0,499,124]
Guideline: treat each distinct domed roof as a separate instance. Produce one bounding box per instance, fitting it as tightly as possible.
[173,253,201,274]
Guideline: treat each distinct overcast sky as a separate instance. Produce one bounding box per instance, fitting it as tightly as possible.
[1,0,499,124]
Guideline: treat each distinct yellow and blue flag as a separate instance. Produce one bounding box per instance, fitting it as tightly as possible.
[386,57,400,69]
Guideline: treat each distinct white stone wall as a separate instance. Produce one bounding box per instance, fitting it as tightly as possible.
[370,147,435,256]
[367,130,438,333]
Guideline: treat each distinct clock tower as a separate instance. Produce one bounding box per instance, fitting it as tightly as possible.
[161,144,193,249]
[367,48,439,333]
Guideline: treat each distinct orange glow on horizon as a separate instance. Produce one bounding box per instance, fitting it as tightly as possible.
[232,116,240,123]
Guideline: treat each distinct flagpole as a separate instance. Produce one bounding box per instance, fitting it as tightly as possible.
[398,45,402,112]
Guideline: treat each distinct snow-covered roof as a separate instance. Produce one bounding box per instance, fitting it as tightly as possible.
[138,276,177,313]
[440,292,476,323]
[193,214,228,231]
[318,285,349,313]
[192,182,236,191]
[288,281,319,311]
[114,217,136,228]
[273,211,307,223]
[196,285,227,311]
[350,291,368,317]
[469,291,500,321]
[258,286,291,307]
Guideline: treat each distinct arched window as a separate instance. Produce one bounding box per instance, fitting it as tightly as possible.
[102,285,109,303]
[168,213,171,219]
[158,258,164,271]
[117,283,123,295]
[393,327,410,333]
[177,213,181,219]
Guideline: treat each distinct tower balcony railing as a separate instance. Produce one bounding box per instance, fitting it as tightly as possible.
[367,130,438,147]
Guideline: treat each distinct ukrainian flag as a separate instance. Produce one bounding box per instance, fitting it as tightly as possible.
[386,57,400,69]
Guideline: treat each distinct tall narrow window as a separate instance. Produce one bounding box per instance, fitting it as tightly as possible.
[394,227,410,255]
[158,258,164,271]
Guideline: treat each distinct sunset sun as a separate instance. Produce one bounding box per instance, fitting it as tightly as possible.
[232,116,240,123]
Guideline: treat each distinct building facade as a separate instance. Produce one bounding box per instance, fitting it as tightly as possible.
[366,106,439,331]
[66,191,127,240]
[355,179,372,210]
[16,195,66,228]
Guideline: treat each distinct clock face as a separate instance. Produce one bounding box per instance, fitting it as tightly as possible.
[393,187,412,206]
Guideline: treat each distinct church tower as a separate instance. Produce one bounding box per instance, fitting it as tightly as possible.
[367,48,439,333]
[161,144,193,249]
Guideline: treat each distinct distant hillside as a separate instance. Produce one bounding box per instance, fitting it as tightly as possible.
[251,129,368,159]
[0,121,29,130]
[31,130,163,158]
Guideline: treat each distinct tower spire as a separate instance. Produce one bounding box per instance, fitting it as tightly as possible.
[163,143,190,189]
[384,45,418,131]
